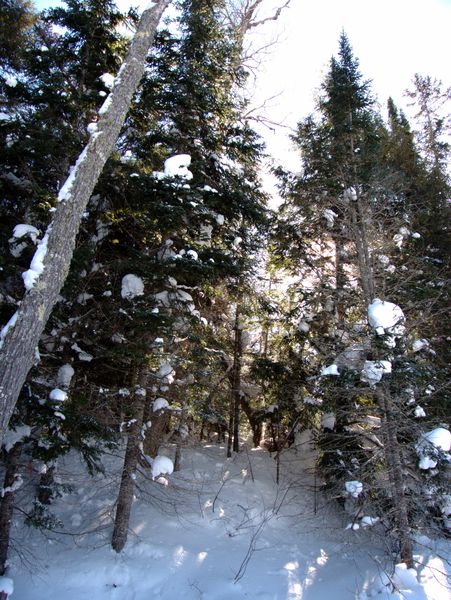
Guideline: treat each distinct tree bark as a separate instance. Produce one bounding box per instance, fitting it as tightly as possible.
[0,0,170,446]
[231,305,243,453]
[111,379,148,553]
[0,442,23,586]
[376,385,414,568]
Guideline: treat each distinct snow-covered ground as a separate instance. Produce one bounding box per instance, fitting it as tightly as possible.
[8,434,450,599]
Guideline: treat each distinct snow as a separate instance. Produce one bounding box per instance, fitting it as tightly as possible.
[56,364,75,388]
[22,231,49,290]
[163,154,193,180]
[151,455,174,479]
[321,412,336,430]
[0,577,13,595]
[57,146,88,202]
[320,364,340,376]
[367,298,405,336]
[153,398,170,412]
[416,427,451,470]
[0,310,18,350]
[412,338,429,352]
[98,93,113,115]
[323,208,338,227]
[2,425,31,452]
[71,343,93,362]
[360,360,392,386]
[49,388,68,403]
[121,274,145,300]
[156,363,175,383]
[99,73,115,89]
[12,224,40,242]
[7,442,450,600]
[414,406,426,418]
[345,480,363,497]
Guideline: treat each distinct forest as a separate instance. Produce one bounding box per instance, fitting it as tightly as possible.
[0,1,449,598]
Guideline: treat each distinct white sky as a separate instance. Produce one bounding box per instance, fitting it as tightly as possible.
[33,0,451,171]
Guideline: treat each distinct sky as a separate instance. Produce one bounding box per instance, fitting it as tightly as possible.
[32,0,451,170]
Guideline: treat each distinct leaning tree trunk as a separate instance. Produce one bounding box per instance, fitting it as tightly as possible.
[111,372,148,553]
[0,441,23,598]
[0,0,170,447]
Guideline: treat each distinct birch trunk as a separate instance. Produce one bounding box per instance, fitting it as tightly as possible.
[0,0,170,446]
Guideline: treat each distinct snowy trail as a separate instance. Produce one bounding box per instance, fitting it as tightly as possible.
[9,438,451,600]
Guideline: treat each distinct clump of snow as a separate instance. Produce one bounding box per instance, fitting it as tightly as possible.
[4,74,17,87]
[321,412,336,430]
[100,73,115,89]
[49,388,67,403]
[1,473,23,496]
[12,224,40,242]
[367,298,405,336]
[416,427,451,470]
[0,576,14,595]
[414,406,426,418]
[345,480,363,498]
[151,455,174,479]
[360,515,379,527]
[320,364,340,377]
[323,208,338,227]
[186,249,198,260]
[71,343,93,362]
[87,122,98,134]
[57,364,74,388]
[163,155,193,180]
[156,363,174,383]
[413,338,429,352]
[153,398,170,412]
[22,231,50,290]
[121,274,145,300]
[77,293,93,305]
[2,425,31,452]
[342,186,357,202]
[360,360,392,386]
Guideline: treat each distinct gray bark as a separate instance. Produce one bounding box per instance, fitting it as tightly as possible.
[0,441,23,588]
[111,379,148,553]
[0,0,170,446]
[376,385,414,567]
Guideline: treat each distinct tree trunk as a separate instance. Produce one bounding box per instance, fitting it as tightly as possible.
[376,385,414,567]
[0,0,170,447]
[111,375,148,553]
[143,408,170,459]
[0,442,23,585]
[231,304,243,453]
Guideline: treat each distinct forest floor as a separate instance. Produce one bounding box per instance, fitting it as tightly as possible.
[8,432,451,599]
